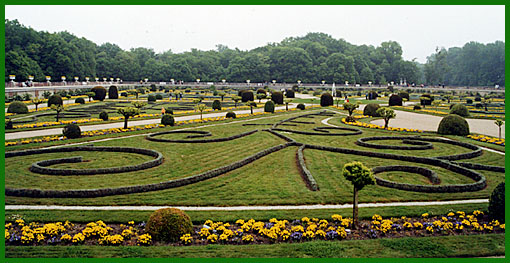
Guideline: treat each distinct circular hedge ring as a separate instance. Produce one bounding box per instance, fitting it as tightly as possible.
[357,136,433,150]
[6,146,163,176]
[273,126,362,136]
[146,130,258,143]
[372,165,441,188]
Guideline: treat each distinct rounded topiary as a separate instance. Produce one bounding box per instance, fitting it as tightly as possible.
[240,90,254,102]
[363,103,381,117]
[466,99,473,104]
[212,100,221,110]
[398,91,410,101]
[99,111,109,121]
[264,100,275,113]
[286,89,295,98]
[148,95,156,102]
[388,94,403,106]
[320,93,334,107]
[62,124,81,139]
[47,94,63,107]
[474,96,482,102]
[7,101,29,114]
[271,91,284,105]
[413,105,422,110]
[297,103,305,110]
[150,84,157,92]
[165,108,174,115]
[155,94,163,100]
[108,86,119,99]
[488,182,505,223]
[91,86,107,101]
[450,104,470,117]
[75,97,85,104]
[437,114,470,136]
[367,91,378,100]
[120,92,128,97]
[226,111,236,118]
[146,208,192,242]
[256,88,266,94]
[420,94,433,106]
[161,114,175,126]
[5,119,13,129]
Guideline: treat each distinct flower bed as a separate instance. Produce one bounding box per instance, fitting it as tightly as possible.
[5,210,504,246]
[467,134,505,146]
[341,118,423,133]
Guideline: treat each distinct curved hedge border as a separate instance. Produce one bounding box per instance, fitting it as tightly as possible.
[453,161,505,173]
[273,126,362,136]
[5,142,293,198]
[372,165,441,192]
[296,145,319,191]
[6,146,164,176]
[357,136,433,150]
[146,129,258,143]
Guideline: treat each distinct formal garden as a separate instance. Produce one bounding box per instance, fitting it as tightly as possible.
[3,84,506,258]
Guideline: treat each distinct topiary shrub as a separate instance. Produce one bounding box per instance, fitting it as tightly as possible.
[437,114,470,136]
[146,208,192,242]
[367,91,378,100]
[161,114,175,126]
[150,84,157,92]
[474,96,481,102]
[398,91,410,101]
[420,94,433,106]
[256,88,266,94]
[475,103,483,109]
[91,86,107,101]
[466,99,473,104]
[264,100,275,113]
[148,95,156,102]
[413,105,422,110]
[7,101,29,114]
[488,182,505,223]
[108,86,119,99]
[313,90,321,96]
[271,91,284,104]
[450,104,470,117]
[320,93,334,107]
[5,119,13,129]
[212,100,221,110]
[47,94,63,107]
[241,90,254,102]
[120,92,128,97]
[75,97,85,104]
[297,103,305,110]
[99,111,109,121]
[363,103,381,117]
[388,94,402,106]
[226,111,236,118]
[165,108,174,115]
[286,89,295,98]
[62,124,81,139]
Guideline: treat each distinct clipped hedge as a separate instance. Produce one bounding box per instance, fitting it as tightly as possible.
[363,103,381,117]
[320,93,334,107]
[450,104,470,117]
[7,101,29,114]
[108,86,119,99]
[146,130,258,143]
[296,145,319,191]
[271,91,284,104]
[264,100,275,113]
[437,114,470,136]
[240,90,254,102]
[388,94,402,106]
[91,86,107,101]
[47,94,63,107]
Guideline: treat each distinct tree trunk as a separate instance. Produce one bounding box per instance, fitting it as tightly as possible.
[250,106,253,114]
[124,117,128,129]
[200,112,203,120]
[56,112,59,122]
[499,127,501,139]
[286,103,288,111]
[353,187,358,229]
[384,119,389,129]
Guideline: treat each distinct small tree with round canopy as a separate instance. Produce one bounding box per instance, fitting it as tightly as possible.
[232,96,241,108]
[195,103,207,120]
[376,107,396,129]
[51,104,67,122]
[495,119,504,139]
[117,107,140,129]
[342,161,375,229]
[31,98,44,111]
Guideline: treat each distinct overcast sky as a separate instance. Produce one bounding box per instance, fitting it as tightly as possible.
[5,5,505,63]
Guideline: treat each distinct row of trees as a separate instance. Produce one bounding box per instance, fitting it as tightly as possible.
[5,19,504,86]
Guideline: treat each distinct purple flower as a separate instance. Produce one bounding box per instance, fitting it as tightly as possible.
[290,232,303,240]
[326,230,338,240]
[368,230,378,239]
[291,219,301,225]
[265,222,274,229]
[392,224,402,231]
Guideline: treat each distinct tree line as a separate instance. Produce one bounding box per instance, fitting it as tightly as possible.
[5,19,505,86]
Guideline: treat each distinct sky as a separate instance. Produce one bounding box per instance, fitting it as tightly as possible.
[5,5,505,63]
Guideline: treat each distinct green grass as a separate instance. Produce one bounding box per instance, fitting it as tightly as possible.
[5,234,504,258]
[5,203,489,224]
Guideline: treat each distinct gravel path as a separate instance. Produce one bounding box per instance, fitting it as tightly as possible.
[371,109,505,138]
[5,104,297,140]
[4,199,488,211]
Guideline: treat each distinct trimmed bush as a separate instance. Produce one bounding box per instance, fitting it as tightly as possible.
[437,114,470,136]
[212,100,221,110]
[47,94,63,107]
[7,101,28,114]
[161,114,175,126]
[398,91,410,101]
[367,91,378,100]
[450,104,470,117]
[99,111,109,121]
[413,105,422,110]
[475,103,483,109]
[5,119,13,129]
[148,95,156,102]
[241,90,254,102]
[297,103,305,110]
[120,92,128,97]
[165,108,174,115]
[313,90,321,96]
[264,100,275,113]
[363,103,381,117]
[257,88,266,94]
[150,84,157,92]
[474,96,482,102]
[466,99,473,104]
[62,124,81,139]
[226,111,236,118]
[108,86,119,99]
[488,182,505,223]
[75,97,85,104]
[286,89,295,98]
[320,93,334,107]
[155,94,163,100]
[420,94,433,106]
[91,86,107,101]
[271,91,284,104]
[388,94,402,106]
[146,208,192,242]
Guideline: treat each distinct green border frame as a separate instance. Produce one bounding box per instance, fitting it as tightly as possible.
[1,1,507,262]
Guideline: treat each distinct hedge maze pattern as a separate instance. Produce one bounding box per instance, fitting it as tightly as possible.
[5,111,504,198]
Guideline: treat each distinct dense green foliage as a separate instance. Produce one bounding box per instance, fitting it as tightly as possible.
[147,95,156,102]
[320,92,334,106]
[388,94,402,106]
[99,111,109,121]
[271,92,284,104]
[74,97,85,104]
[47,94,63,107]
[212,99,221,110]
[225,111,236,118]
[437,115,470,136]
[91,86,106,101]
[146,208,192,242]
[108,86,118,99]
[297,103,305,110]
[398,91,409,100]
[264,100,275,113]
[488,182,504,223]
[449,104,470,117]
[285,89,295,98]
[62,124,81,139]
[161,114,175,126]
[363,103,381,117]
[240,90,254,102]
[7,101,28,114]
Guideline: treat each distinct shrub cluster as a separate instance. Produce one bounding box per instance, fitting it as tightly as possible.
[437,114,470,136]
[450,104,470,117]
[7,101,29,114]
[367,91,378,100]
[363,103,381,117]
[398,91,409,101]
[62,124,81,139]
[148,95,156,102]
[108,86,119,99]
[91,86,107,101]
[155,94,163,100]
[320,93,333,106]
[388,94,402,106]
[161,114,175,126]
[271,91,284,104]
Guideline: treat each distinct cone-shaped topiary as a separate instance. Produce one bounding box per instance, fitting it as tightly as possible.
[488,182,505,223]
[363,103,381,117]
[47,94,63,107]
[62,124,81,139]
[450,104,470,117]
[108,86,119,99]
[437,114,470,135]
[7,101,28,114]
[146,208,192,242]
[320,92,334,106]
